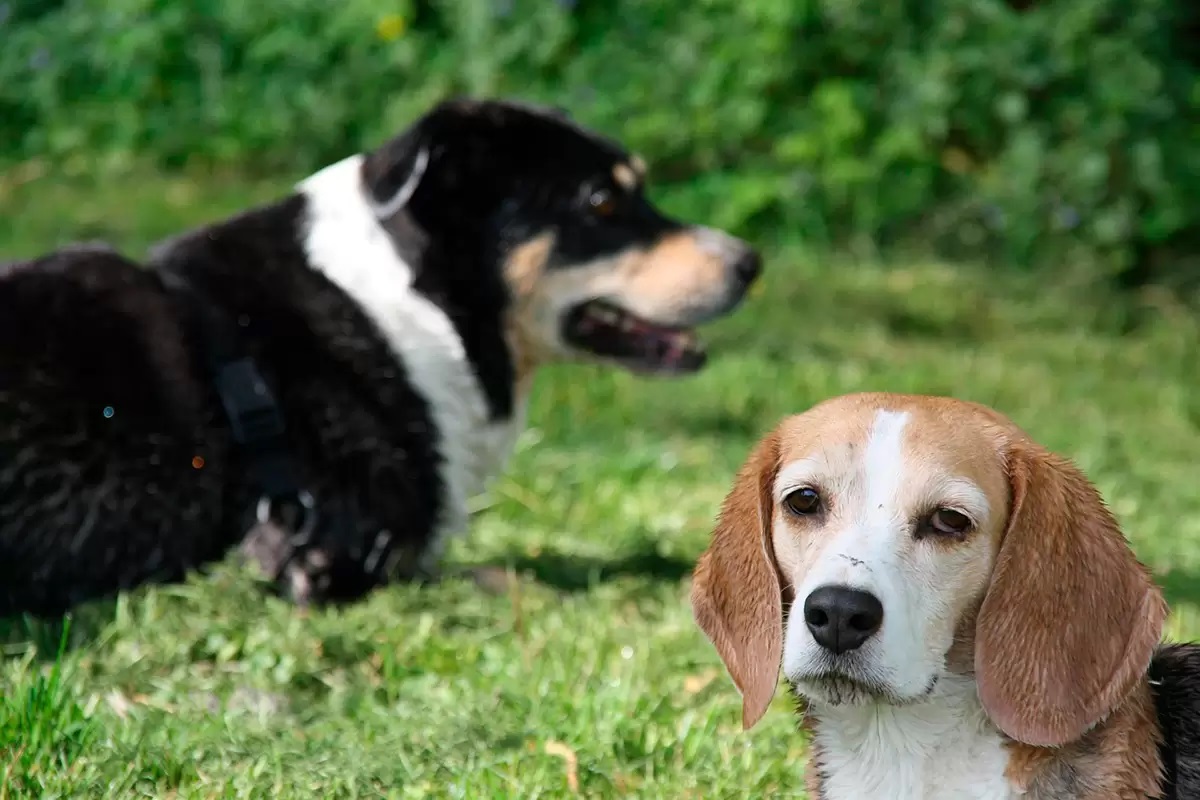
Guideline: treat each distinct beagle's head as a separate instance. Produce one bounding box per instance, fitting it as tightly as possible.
[691,393,1167,748]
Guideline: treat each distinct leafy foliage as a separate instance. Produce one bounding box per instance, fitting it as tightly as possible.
[1,0,1197,275]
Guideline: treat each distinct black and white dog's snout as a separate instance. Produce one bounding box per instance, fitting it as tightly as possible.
[695,226,762,289]
[730,247,762,289]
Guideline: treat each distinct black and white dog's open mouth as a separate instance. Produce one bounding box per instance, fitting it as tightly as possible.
[562,299,707,374]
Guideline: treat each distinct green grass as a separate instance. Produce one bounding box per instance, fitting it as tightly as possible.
[2,168,1200,798]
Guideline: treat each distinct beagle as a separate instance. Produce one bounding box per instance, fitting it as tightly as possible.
[691,392,1200,799]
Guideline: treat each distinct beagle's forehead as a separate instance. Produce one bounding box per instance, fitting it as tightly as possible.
[774,393,1011,496]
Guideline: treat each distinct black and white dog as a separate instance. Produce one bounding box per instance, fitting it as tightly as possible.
[0,99,761,616]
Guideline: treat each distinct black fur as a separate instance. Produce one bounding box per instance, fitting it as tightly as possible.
[0,245,234,614]
[151,196,447,603]
[1150,642,1200,798]
[0,208,447,614]
[0,98,749,615]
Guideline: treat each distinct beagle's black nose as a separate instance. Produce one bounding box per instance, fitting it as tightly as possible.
[804,585,884,655]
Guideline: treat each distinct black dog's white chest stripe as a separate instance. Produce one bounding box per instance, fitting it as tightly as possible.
[298,156,524,552]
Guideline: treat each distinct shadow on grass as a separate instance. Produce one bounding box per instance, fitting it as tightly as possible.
[0,602,118,662]
[1,546,699,660]
[668,409,767,440]
[488,543,695,593]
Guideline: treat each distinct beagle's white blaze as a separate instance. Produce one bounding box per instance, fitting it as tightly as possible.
[782,410,918,692]
[861,409,911,522]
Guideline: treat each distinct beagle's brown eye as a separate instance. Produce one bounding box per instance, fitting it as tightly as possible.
[589,189,617,216]
[784,487,822,516]
[928,508,972,536]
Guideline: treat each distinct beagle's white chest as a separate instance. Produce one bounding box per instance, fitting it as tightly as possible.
[810,684,1021,800]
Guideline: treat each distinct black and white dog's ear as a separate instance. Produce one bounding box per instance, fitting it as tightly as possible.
[359,98,484,220]
[360,128,431,220]
[360,96,576,220]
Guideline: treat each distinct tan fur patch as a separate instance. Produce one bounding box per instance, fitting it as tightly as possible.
[613,162,640,191]
[1005,738,1054,791]
[974,433,1167,749]
[622,231,728,316]
[511,229,733,340]
[800,712,826,799]
[1007,682,1163,798]
[501,233,556,394]
[504,320,541,400]
[503,233,555,301]
[943,596,983,675]
[690,432,784,730]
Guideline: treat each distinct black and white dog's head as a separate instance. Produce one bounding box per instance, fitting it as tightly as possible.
[358,98,762,375]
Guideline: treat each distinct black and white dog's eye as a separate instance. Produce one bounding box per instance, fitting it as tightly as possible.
[927,508,972,536]
[589,189,617,216]
[784,487,822,516]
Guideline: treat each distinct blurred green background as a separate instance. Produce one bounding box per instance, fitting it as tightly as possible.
[2,0,1198,282]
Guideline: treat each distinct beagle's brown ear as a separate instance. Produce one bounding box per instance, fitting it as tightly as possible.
[690,430,783,730]
[975,439,1167,747]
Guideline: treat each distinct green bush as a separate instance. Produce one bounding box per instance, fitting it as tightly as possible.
[2,0,1197,277]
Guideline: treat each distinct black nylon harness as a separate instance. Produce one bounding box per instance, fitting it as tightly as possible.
[156,267,318,544]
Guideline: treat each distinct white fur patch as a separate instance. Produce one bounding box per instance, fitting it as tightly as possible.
[811,675,1018,799]
[862,409,911,522]
[297,155,525,566]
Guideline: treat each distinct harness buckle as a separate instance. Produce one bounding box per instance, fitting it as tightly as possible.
[214,357,286,445]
